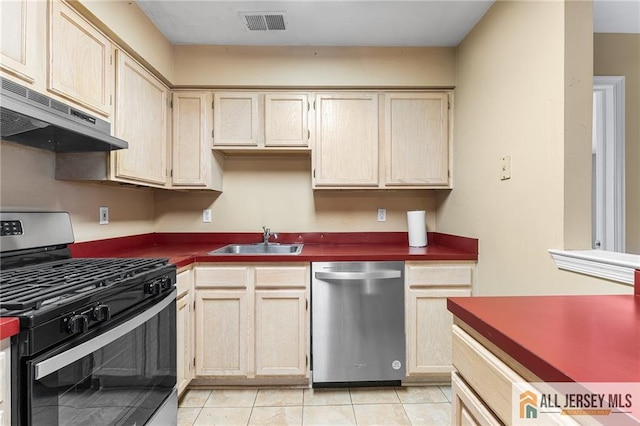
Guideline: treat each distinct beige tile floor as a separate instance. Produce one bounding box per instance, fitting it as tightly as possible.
[178,385,452,426]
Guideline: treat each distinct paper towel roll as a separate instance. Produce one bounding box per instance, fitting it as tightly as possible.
[407,210,427,247]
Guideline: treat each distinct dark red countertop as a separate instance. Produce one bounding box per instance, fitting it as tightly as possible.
[0,317,20,340]
[70,231,478,268]
[447,291,640,384]
[2,232,476,341]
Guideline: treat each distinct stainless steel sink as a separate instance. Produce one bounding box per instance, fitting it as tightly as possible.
[208,243,303,255]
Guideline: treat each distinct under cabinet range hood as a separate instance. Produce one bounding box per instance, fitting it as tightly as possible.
[0,77,128,152]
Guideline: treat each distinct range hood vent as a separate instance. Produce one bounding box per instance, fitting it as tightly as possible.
[239,12,287,31]
[0,77,128,152]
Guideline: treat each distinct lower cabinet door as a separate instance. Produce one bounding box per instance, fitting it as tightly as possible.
[195,290,248,376]
[176,292,192,395]
[407,288,471,375]
[254,289,307,376]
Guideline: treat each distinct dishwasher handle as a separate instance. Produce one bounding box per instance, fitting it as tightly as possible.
[315,270,401,281]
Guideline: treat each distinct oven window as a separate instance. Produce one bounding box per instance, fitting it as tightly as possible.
[28,299,176,426]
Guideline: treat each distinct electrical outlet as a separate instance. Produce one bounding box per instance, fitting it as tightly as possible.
[99,207,109,225]
[202,209,212,223]
[377,208,387,222]
[500,156,511,180]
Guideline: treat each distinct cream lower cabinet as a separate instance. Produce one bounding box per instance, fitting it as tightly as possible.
[196,289,248,376]
[405,262,473,381]
[176,268,194,396]
[0,337,10,425]
[452,325,581,426]
[452,371,501,426]
[194,265,249,376]
[194,264,309,382]
[254,263,309,377]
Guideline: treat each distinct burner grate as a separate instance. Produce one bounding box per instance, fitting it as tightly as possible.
[0,258,168,311]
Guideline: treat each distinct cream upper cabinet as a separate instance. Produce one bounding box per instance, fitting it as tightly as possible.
[264,94,309,147]
[171,91,223,190]
[113,50,168,186]
[0,0,41,86]
[213,92,311,152]
[213,92,259,146]
[384,92,450,187]
[405,262,473,381]
[313,93,379,187]
[48,0,113,118]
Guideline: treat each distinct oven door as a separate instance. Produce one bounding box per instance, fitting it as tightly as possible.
[25,290,176,426]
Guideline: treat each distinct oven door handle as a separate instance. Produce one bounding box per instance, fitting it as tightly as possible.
[34,289,176,380]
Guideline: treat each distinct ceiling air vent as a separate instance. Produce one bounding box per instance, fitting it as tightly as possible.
[239,12,287,31]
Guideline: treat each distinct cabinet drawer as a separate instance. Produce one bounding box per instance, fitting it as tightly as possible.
[176,268,193,297]
[195,266,249,288]
[452,372,502,426]
[407,264,472,287]
[255,266,308,288]
[452,325,523,424]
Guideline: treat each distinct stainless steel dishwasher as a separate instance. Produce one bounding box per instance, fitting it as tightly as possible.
[311,261,405,386]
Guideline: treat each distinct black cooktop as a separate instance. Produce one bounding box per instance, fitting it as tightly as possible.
[0,258,170,312]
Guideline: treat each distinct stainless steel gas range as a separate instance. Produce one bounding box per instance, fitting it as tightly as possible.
[0,212,177,425]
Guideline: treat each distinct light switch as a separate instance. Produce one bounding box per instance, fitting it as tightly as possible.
[500,156,511,180]
[99,207,109,225]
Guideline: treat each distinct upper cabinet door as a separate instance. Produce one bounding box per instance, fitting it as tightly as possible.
[314,93,379,187]
[0,0,40,84]
[264,94,309,147]
[49,0,112,117]
[384,93,450,187]
[114,50,168,186]
[172,91,210,187]
[213,92,259,146]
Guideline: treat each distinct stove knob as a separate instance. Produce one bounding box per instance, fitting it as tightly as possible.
[67,314,89,334]
[145,281,161,295]
[159,276,172,291]
[92,304,111,322]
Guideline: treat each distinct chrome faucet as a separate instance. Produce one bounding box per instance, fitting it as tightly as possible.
[262,226,278,244]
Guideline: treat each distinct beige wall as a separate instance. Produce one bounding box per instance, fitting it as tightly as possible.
[154,156,437,233]
[74,0,175,83]
[594,33,640,254]
[0,142,155,242]
[173,45,456,88]
[436,0,631,295]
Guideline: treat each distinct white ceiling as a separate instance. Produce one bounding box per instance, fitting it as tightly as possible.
[136,0,640,47]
